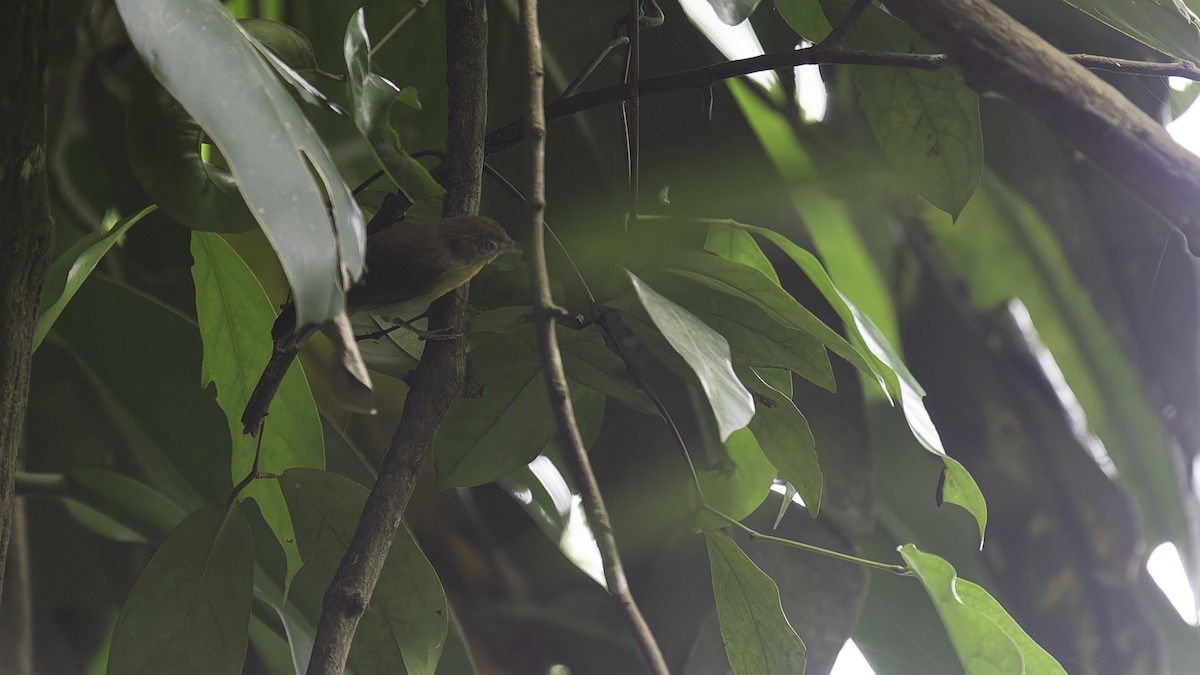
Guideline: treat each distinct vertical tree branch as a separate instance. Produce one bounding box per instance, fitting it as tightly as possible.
[303,0,487,671]
[0,0,53,601]
[519,0,669,673]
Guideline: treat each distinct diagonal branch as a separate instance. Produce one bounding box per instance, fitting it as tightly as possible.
[519,0,669,672]
[883,0,1200,255]
[302,0,487,672]
[484,43,1200,158]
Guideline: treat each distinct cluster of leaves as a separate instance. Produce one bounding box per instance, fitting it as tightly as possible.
[19,0,1200,673]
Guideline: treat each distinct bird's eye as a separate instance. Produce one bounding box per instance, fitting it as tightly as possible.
[479,239,498,254]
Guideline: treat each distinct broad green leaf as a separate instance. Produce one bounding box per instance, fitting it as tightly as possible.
[830,0,982,217]
[954,580,1069,674]
[728,77,900,345]
[239,18,345,114]
[708,218,989,540]
[705,531,807,674]
[625,272,835,391]
[775,0,833,40]
[739,367,822,517]
[249,568,324,675]
[560,340,658,414]
[661,250,861,380]
[900,544,1067,675]
[239,18,318,71]
[344,9,444,203]
[929,178,1185,554]
[33,206,157,352]
[1065,0,1200,65]
[63,500,145,543]
[705,0,764,25]
[247,616,296,675]
[627,271,755,441]
[435,334,606,488]
[109,503,254,675]
[191,232,324,587]
[279,469,447,675]
[355,312,424,378]
[116,0,366,325]
[67,468,188,542]
[465,305,657,413]
[696,427,779,529]
[705,221,780,286]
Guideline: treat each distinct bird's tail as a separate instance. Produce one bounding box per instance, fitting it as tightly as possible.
[241,345,301,437]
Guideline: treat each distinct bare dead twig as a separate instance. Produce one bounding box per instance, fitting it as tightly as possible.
[484,45,1200,152]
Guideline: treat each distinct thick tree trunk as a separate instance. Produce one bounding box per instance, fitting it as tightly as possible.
[0,0,54,601]
[886,0,1200,255]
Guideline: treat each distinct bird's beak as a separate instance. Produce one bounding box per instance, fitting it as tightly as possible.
[504,238,522,253]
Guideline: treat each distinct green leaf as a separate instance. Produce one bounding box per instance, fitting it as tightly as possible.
[727,78,901,345]
[109,503,255,675]
[713,218,989,540]
[704,531,807,675]
[900,544,1067,675]
[355,312,424,378]
[33,206,157,352]
[239,18,318,71]
[435,334,607,488]
[63,500,145,543]
[625,271,835,391]
[344,9,445,203]
[660,250,856,383]
[775,0,834,41]
[828,0,982,217]
[1063,0,1200,65]
[191,232,324,587]
[560,339,658,414]
[697,427,779,529]
[627,271,755,441]
[279,469,448,675]
[116,0,366,325]
[67,468,188,542]
[239,18,344,115]
[739,367,822,517]
[705,221,780,286]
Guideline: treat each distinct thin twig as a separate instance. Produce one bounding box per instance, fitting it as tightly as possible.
[480,161,596,305]
[595,317,705,505]
[625,0,641,226]
[562,34,629,99]
[369,0,429,58]
[303,1,487,672]
[817,0,873,49]
[519,0,669,671]
[704,505,914,576]
[484,45,1200,151]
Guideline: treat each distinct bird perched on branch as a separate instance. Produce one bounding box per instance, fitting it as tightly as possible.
[241,214,520,436]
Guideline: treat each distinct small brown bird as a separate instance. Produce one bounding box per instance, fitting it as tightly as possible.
[241,214,519,436]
